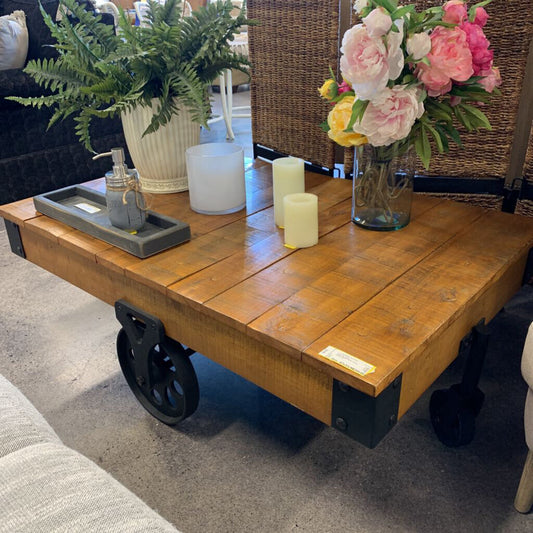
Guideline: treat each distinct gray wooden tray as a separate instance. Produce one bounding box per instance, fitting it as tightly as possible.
[34,185,191,258]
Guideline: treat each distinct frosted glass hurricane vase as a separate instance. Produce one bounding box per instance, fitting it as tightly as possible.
[121,99,200,193]
[352,143,415,231]
[186,143,246,215]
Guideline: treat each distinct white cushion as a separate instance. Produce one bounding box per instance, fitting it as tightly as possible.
[522,322,533,388]
[0,442,180,532]
[0,10,29,71]
[0,374,61,459]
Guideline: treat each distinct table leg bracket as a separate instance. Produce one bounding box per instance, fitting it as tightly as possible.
[429,319,490,447]
[4,219,25,258]
[114,299,199,425]
[331,376,402,448]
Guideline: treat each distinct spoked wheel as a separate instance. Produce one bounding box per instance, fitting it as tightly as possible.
[429,388,476,447]
[117,328,199,425]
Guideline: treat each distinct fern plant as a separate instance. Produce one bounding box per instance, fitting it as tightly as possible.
[8,0,251,151]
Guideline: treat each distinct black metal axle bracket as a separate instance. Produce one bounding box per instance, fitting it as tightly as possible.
[4,219,25,258]
[430,319,491,446]
[331,376,402,448]
[114,299,199,425]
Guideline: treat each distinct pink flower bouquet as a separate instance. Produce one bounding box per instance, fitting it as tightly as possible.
[319,0,501,169]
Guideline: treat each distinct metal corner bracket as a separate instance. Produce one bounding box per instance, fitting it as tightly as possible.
[331,375,402,448]
[4,219,25,258]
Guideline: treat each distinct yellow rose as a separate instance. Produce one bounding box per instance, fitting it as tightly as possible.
[327,96,368,147]
[318,79,336,100]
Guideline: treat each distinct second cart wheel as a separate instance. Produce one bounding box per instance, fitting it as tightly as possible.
[430,388,476,447]
[117,328,199,425]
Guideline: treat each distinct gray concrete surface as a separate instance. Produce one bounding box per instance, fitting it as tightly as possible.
[1,88,533,532]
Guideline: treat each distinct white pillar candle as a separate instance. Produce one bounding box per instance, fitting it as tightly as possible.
[283,193,318,249]
[272,157,305,227]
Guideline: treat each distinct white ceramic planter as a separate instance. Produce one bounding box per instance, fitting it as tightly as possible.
[121,100,200,193]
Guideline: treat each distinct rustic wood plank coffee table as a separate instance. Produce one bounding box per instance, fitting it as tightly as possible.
[2,161,533,447]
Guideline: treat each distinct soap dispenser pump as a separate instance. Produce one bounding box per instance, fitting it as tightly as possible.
[93,148,146,231]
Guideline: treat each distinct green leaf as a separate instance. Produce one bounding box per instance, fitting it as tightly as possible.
[425,100,453,123]
[332,90,355,102]
[425,123,445,153]
[434,125,450,153]
[375,0,398,13]
[345,99,369,132]
[460,104,492,130]
[401,74,416,84]
[454,106,473,131]
[392,5,416,19]
[414,125,431,170]
[443,123,462,147]
[319,120,330,133]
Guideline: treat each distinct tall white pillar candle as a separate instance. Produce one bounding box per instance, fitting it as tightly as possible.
[272,157,305,227]
[283,193,318,249]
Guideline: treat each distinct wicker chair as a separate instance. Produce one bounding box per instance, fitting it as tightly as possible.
[516,126,533,217]
[248,0,347,173]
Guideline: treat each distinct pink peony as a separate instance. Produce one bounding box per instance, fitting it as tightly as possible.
[416,26,473,96]
[442,0,468,24]
[473,7,489,27]
[353,86,424,146]
[337,81,352,94]
[387,19,405,80]
[340,24,390,100]
[407,32,432,60]
[460,21,493,76]
[363,7,392,38]
[478,66,501,92]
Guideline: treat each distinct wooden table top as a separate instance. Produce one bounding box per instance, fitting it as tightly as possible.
[2,160,533,421]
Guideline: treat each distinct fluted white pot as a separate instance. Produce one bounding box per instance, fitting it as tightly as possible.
[121,99,200,193]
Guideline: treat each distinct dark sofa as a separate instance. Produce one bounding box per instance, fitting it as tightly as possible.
[0,0,129,205]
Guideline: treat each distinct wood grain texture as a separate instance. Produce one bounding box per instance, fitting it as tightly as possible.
[17,223,333,424]
[303,210,533,398]
[0,198,39,225]
[4,159,533,427]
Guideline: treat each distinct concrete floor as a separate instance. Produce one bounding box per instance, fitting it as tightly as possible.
[1,88,533,532]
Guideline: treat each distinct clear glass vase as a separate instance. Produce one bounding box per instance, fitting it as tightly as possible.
[352,142,415,231]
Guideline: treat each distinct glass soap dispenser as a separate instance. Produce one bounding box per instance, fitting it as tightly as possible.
[93,148,146,232]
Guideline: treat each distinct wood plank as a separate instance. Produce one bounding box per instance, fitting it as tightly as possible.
[397,252,529,419]
[168,231,290,311]
[167,179,354,313]
[18,223,333,425]
[125,220,274,293]
[302,211,533,397]
[96,246,143,274]
[210,198,485,345]
[246,259,398,359]
[130,173,351,298]
[0,198,39,224]
[24,216,73,240]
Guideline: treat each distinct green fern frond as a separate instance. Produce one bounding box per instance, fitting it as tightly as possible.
[10,0,252,150]
[7,93,63,109]
[74,111,95,152]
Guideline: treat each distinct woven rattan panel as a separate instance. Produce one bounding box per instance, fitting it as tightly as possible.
[516,125,533,217]
[413,0,532,179]
[248,0,341,169]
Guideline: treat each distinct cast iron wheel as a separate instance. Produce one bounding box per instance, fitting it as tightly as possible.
[117,328,199,425]
[429,388,476,447]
